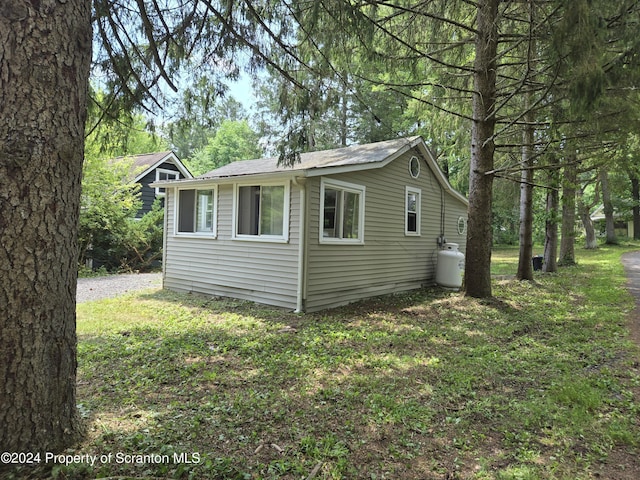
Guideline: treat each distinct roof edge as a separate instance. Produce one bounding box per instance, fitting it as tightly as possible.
[133,151,193,182]
[151,137,468,207]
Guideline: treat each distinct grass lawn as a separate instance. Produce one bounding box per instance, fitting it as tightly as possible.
[40,246,640,478]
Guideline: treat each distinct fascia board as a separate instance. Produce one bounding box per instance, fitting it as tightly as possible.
[151,171,298,189]
[134,152,193,182]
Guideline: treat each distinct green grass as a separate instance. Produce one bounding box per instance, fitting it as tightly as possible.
[490,245,519,276]
[26,245,640,479]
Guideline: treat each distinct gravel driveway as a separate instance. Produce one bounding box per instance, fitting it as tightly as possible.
[76,273,162,303]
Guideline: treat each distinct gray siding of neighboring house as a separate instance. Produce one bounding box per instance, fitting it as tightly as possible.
[162,182,301,309]
[303,149,467,311]
[137,162,183,217]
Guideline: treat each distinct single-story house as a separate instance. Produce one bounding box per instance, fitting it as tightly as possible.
[152,136,468,312]
[123,151,193,217]
[590,204,634,238]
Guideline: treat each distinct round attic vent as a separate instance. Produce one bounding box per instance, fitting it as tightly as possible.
[457,216,467,235]
[409,156,420,178]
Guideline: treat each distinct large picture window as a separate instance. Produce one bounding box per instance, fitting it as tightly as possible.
[235,184,288,240]
[406,186,421,236]
[320,179,365,244]
[177,188,215,235]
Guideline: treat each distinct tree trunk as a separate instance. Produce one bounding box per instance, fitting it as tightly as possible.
[578,189,598,249]
[516,0,536,281]
[631,175,640,240]
[600,167,617,244]
[516,108,534,280]
[0,0,91,454]
[340,77,348,147]
[558,155,577,266]
[543,165,559,273]
[464,0,499,298]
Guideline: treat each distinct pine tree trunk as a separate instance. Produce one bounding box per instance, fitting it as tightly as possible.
[0,0,91,454]
[558,156,577,266]
[464,0,499,298]
[578,190,598,249]
[340,78,348,147]
[516,109,534,280]
[516,1,536,281]
[543,169,559,273]
[600,168,617,244]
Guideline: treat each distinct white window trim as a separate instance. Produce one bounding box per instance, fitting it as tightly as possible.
[174,187,217,238]
[155,168,180,195]
[405,186,421,236]
[457,215,467,235]
[232,181,290,243]
[319,178,366,245]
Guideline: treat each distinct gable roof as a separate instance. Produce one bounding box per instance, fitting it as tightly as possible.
[153,136,468,205]
[199,136,422,179]
[114,151,193,182]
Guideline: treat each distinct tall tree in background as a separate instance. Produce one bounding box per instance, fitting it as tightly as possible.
[164,87,247,159]
[543,157,560,272]
[558,153,578,266]
[186,119,263,175]
[1,0,91,452]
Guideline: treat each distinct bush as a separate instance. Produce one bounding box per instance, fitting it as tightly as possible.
[118,200,165,272]
[79,155,163,273]
[79,200,164,273]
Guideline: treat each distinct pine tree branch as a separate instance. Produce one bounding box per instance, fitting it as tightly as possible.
[135,0,178,92]
[373,0,479,36]
[198,0,306,90]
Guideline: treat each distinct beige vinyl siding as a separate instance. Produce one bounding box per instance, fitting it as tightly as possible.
[442,198,468,251]
[304,149,467,311]
[163,182,300,309]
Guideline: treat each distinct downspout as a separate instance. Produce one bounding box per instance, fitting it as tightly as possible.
[293,177,307,313]
[161,188,171,288]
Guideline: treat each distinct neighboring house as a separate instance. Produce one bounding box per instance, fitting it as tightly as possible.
[152,136,468,312]
[590,204,634,238]
[125,151,193,217]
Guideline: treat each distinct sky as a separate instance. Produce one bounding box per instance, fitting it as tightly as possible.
[227,71,258,113]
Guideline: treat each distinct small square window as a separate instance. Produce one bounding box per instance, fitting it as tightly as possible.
[177,188,215,235]
[235,184,289,240]
[320,179,365,244]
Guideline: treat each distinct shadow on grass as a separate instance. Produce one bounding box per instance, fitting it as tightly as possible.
[70,276,640,479]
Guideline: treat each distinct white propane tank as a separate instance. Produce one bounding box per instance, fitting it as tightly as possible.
[436,243,465,289]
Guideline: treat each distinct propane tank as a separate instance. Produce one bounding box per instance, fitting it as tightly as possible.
[436,243,465,289]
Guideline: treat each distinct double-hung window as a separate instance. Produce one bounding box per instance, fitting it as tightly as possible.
[235,184,289,241]
[405,186,421,236]
[320,179,365,244]
[177,188,216,235]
